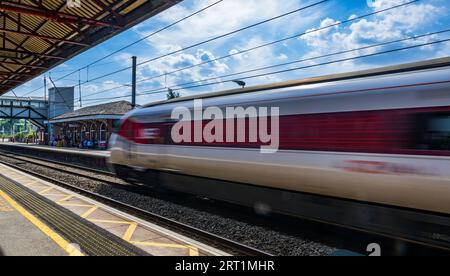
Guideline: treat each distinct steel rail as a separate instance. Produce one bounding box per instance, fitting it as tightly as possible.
[0,157,271,256]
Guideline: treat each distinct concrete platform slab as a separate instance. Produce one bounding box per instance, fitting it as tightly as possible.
[0,194,67,256]
[0,163,229,256]
[0,142,109,157]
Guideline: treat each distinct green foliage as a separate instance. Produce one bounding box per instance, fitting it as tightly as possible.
[167,88,180,100]
[0,119,36,138]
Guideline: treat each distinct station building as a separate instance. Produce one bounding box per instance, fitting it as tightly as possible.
[35,86,133,149]
[47,101,133,149]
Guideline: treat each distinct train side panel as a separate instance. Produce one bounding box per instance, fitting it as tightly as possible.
[109,67,450,214]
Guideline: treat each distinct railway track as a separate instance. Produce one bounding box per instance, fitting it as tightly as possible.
[0,153,271,256]
[0,150,449,256]
[0,150,123,186]
[0,149,113,175]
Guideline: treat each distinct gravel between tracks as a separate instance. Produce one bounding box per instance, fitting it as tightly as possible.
[0,154,336,256]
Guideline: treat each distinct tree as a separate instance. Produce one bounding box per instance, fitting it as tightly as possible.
[166,88,180,100]
[0,119,12,136]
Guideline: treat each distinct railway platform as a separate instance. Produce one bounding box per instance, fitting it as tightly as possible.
[0,142,110,171]
[0,163,228,256]
[0,191,68,256]
[0,142,110,157]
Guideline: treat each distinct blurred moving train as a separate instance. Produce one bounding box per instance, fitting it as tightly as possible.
[109,58,450,220]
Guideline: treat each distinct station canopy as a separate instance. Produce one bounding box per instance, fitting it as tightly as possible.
[0,0,181,96]
[49,100,133,123]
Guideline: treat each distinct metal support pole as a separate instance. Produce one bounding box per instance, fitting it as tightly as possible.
[44,75,47,101]
[131,56,137,109]
[78,70,82,108]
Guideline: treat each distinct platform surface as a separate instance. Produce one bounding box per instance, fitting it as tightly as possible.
[0,192,67,256]
[0,163,228,256]
[0,142,110,157]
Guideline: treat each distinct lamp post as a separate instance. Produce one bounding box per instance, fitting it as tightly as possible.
[232,80,246,88]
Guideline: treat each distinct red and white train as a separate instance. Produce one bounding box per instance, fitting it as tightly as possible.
[109,58,450,216]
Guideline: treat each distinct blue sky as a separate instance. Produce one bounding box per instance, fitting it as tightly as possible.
[7,0,450,108]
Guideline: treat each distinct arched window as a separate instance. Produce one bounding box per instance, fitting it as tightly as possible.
[75,128,80,145]
[81,124,89,141]
[99,122,107,141]
[90,123,97,141]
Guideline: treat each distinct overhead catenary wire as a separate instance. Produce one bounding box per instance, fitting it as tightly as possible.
[15,0,434,109]
[48,76,74,110]
[78,34,450,104]
[87,0,226,68]
[16,0,226,97]
[22,0,329,99]
[74,0,330,88]
[135,0,331,68]
[77,0,420,100]
[74,84,131,101]
[49,61,117,74]
[141,32,450,93]
[135,0,420,84]
[143,37,450,94]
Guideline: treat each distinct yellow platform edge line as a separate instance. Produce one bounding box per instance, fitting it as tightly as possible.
[131,241,198,251]
[123,222,138,242]
[0,189,85,257]
[80,206,98,219]
[39,187,54,195]
[188,246,200,256]
[89,219,132,225]
[57,195,74,204]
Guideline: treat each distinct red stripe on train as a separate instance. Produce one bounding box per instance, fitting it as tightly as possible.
[119,105,450,156]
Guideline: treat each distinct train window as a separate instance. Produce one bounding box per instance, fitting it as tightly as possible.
[415,113,450,151]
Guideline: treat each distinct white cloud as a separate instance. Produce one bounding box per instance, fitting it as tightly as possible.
[298,0,444,74]
[137,49,229,82]
[81,80,130,106]
[113,52,134,65]
[435,41,450,58]
[136,0,314,52]
[228,49,245,61]
[278,53,288,60]
[14,0,448,104]
[224,36,286,83]
[131,0,322,102]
